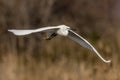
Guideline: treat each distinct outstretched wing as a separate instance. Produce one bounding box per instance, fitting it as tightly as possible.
[68,30,111,63]
[8,27,60,36]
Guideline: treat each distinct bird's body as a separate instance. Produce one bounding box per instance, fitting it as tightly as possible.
[57,25,70,36]
[8,25,111,63]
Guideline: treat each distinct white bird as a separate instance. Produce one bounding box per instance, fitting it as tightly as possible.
[8,25,111,63]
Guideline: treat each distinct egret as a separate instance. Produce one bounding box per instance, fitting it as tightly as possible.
[8,25,111,63]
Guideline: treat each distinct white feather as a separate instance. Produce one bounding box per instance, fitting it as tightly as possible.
[8,26,60,36]
[68,30,111,63]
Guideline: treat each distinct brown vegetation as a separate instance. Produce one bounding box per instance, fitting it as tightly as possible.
[0,0,119,80]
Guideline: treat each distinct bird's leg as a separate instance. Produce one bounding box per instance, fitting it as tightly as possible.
[44,33,57,40]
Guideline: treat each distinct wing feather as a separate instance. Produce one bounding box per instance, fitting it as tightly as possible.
[68,30,111,63]
[8,27,59,36]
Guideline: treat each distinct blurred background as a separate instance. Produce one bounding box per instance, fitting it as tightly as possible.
[0,0,120,80]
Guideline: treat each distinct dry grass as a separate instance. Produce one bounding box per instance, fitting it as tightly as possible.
[0,50,119,80]
[0,38,119,80]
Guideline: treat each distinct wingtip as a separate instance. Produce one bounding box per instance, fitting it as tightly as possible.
[104,60,111,63]
[8,30,12,32]
[8,29,21,36]
[8,29,15,33]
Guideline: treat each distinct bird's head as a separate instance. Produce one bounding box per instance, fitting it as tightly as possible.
[57,25,70,30]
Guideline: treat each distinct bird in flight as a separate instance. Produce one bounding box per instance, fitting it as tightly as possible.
[8,25,111,63]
